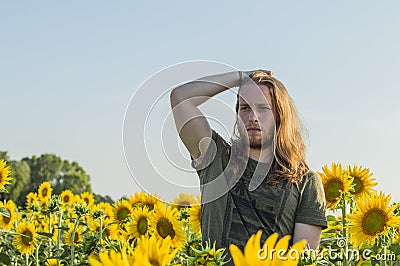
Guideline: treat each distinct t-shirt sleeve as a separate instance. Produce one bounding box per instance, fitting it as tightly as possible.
[190,129,228,184]
[295,171,328,229]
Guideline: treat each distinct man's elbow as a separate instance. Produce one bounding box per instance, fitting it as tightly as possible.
[170,88,185,108]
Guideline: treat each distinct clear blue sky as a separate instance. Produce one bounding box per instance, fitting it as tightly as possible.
[1,1,399,202]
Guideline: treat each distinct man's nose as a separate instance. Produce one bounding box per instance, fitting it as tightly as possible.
[248,109,258,121]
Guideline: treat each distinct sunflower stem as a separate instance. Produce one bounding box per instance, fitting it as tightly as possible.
[70,215,81,266]
[48,213,53,256]
[341,196,348,266]
[99,216,103,246]
[186,218,190,240]
[25,254,29,266]
[56,209,63,266]
[35,241,41,266]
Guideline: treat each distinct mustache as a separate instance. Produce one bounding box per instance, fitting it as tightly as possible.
[246,125,261,130]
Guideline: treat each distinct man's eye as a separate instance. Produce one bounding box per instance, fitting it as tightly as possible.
[240,106,250,110]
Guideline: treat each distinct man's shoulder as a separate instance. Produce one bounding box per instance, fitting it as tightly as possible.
[298,170,322,187]
[191,129,230,170]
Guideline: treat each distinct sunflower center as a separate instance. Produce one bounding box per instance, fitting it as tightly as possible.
[177,201,191,210]
[117,207,130,221]
[362,208,387,235]
[73,232,80,243]
[64,196,70,202]
[188,242,201,256]
[351,177,364,195]
[149,258,160,266]
[3,209,11,224]
[84,198,89,205]
[101,228,110,239]
[42,188,48,197]
[137,217,148,235]
[22,230,33,245]
[145,204,154,211]
[156,217,175,239]
[326,179,343,202]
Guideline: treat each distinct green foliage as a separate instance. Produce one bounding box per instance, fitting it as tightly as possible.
[0,154,30,203]
[94,193,114,204]
[0,151,114,206]
[21,154,92,195]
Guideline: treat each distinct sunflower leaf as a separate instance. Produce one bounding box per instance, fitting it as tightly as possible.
[326,215,337,222]
[37,231,54,238]
[389,242,400,255]
[0,253,10,265]
[0,207,9,218]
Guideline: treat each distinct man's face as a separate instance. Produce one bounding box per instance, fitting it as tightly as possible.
[237,83,276,149]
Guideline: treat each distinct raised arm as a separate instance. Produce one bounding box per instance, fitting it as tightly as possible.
[170,71,241,161]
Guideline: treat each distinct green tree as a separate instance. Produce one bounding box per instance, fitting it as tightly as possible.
[0,151,31,203]
[94,193,114,204]
[0,151,115,206]
[18,154,92,204]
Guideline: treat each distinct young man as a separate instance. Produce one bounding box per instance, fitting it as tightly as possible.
[170,70,327,254]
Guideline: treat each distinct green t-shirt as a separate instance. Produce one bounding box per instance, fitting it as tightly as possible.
[191,130,328,252]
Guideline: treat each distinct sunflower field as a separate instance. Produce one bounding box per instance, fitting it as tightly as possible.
[1,159,400,266]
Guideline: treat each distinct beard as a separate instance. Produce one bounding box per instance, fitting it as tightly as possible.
[249,136,262,149]
[237,129,264,149]
[237,126,274,151]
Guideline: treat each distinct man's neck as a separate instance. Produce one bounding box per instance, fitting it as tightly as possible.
[249,148,274,163]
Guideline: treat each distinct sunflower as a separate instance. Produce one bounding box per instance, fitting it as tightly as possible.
[151,204,186,248]
[66,206,78,220]
[322,224,342,233]
[344,164,377,199]
[189,204,201,234]
[93,202,114,220]
[38,181,52,203]
[61,190,75,205]
[64,226,83,246]
[230,231,307,266]
[33,213,47,232]
[89,218,118,240]
[25,192,38,210]
[127,206,152,239]
[0,160,12,190]
[0,200,17,230]
[113,199,133,224]
[43,216,59,242]
[13,222,37,255]
[81,192,95,206]
[140,192,160,211]
[133,235,179,266]
[348,191,400,248]
[129,191,144,209]
[46,259,63,266]
[319,163,353,209]
[395,227,400,243]
[188,240,227,265]
[74,194,85,206]
[88,247,135,266]
[170,193,197,210]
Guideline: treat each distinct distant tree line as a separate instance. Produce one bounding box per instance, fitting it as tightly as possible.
[0,151,114,206]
